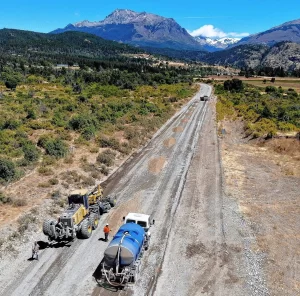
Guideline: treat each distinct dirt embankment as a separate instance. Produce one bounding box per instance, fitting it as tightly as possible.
[220,120,300,295]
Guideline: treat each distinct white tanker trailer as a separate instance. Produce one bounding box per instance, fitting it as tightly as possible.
[100,213,154,286]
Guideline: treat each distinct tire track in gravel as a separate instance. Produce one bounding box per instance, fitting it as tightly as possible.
[92,84,212,296]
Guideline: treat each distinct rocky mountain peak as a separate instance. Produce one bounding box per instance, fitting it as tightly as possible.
[51,9,203,51]
[102,9,139,24]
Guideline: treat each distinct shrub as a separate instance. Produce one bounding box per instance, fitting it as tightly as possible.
[5,78,18,90]
[64,155,74,164]
[51,190,61,199]
[38,167,53,176]
[124,128,136,140]
[22,143,39,162]
[17,213,36,234]
[44,139,68,158]
[12,198,27,207]
[97,136,120,150]
[37,134,53,148]
[223,79,244,92]
[265,86,277,93]
[99,164,109,176]
[96,149,116,167]
[81,176,95,186]
[26,109,37,120]
[0,158,17,181]
[82,125,96,140]
[89,147,99,153]
[278,122,297,131]
[69,114,98,131]
[41,155,56,166]
[0,191,12,204]
[247,118,277,138]
[49,178,59,185]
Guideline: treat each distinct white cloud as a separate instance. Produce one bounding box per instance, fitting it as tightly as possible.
[189,25,249,39]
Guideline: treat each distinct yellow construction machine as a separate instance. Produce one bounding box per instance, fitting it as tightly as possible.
[43,185,115,242]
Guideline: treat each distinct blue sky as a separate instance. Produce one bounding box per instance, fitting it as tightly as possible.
[0,0,299,38]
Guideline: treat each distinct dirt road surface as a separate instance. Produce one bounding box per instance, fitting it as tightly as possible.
[0,84,267,296]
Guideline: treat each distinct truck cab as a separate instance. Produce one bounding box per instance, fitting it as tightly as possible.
[200,95,209,101]
[123,212,154,238]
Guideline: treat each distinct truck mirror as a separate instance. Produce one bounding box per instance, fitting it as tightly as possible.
[152,219,155,225]
[122,216,125,221]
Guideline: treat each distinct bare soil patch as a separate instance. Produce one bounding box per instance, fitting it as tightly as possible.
[163,137,176,148]
[148,157,166,174]
[220,120,300,296]
[106,192,142,233]
[172,126,183,133]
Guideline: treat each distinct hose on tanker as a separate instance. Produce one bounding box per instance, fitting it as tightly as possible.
[103,231,130,287]
[103,266,126,287]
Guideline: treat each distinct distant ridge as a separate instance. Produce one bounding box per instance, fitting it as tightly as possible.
[236,18,300,46]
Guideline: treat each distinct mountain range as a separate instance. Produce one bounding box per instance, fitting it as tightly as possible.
[52,9,202,51]
[2,8,300,73]
[52,9,300,54]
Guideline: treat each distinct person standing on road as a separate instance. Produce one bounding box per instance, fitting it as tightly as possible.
[103,224,110,242]
[32,241,39,260]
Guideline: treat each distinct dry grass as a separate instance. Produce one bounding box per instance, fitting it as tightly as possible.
[220,120,300,295]
[209,76,300,92]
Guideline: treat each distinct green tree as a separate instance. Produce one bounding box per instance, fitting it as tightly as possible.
[5,78,18,90]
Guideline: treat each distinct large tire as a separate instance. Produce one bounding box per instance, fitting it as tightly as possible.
[90,213,99,230]
[43,219,56,236]
[108,198,116,207]
[80,219,92,239]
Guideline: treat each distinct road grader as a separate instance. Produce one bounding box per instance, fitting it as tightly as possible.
[43,186,115,242]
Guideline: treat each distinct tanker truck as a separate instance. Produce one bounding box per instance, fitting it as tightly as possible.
[100,213,154,286]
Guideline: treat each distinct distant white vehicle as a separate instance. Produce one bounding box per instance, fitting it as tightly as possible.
[200,95,209,101]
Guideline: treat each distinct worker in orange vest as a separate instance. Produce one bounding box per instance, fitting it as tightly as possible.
[103,224,110,242]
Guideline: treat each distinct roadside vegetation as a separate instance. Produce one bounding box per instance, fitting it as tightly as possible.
[0,81,196,185]
[215,79,300,138]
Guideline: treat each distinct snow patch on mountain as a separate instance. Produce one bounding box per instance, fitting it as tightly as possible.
[194,36,240,51]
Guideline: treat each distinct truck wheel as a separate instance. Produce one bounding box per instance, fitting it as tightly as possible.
[90,214,99,230]
[145,237,150,250]
[80,219,92,239]
[43,219,56,236]
[109,199,116,207]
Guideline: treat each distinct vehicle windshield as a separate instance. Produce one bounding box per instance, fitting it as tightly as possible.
[137,221,147,228]
[68,194,83,204]
[126,219,136,224]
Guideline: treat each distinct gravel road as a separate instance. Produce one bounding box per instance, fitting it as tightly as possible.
[0,84,265,296]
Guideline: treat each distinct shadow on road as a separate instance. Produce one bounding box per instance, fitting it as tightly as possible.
[27,257,37,261]
[36,240,72,250]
